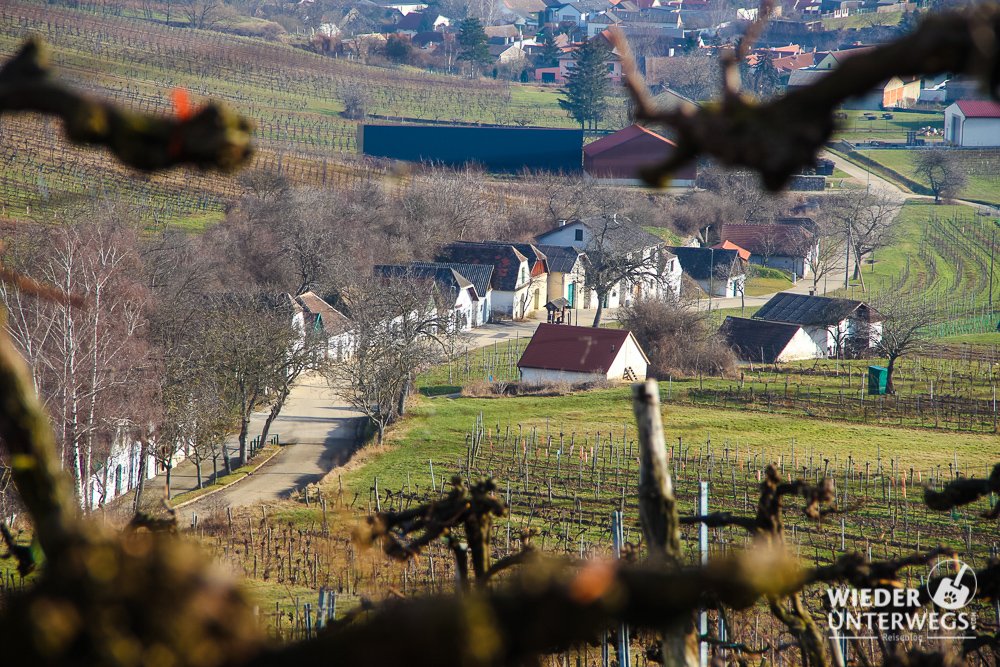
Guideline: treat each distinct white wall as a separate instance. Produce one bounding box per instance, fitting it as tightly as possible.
[604,336,648,380]
[958,118,1000,147]
[695,275,741,297]
[775,328,825,362]
[945,106,1000,146]
[86,434,158,509]
[520,368,606,384]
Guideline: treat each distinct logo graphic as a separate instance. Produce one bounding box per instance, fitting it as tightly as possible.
[928,560,976,610]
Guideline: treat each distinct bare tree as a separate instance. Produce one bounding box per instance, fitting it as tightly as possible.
[805,216,844,293]
[825,190,901,290]
[582,216,667,327]
[329,276,462,443]
[202,292,304,467]
[913,149,968,203]
[1,213,150,509]
[866,294,941,393]
[182,0,226,29]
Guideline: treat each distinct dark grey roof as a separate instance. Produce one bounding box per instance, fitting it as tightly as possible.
[718,317,802,363]
[545,297,570,310]
[411,261,493,298]
[669,247,742,281]
[753,293,883,326]
[534,244,585,273]
[788,69,829,87]
[373,264,474,301]
[439,242,528,292]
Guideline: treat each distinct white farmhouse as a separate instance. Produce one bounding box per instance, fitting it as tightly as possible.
[945,100,1000,147]
[517,323,648,383]
[752,293,884,357]
[718,317,822,363]
[535,215,681,305]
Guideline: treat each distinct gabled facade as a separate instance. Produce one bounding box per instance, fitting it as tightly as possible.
[883,75,921,109]
[536,215,681,304]
[411,261,494,326]
[518,323,648,383]
[669,246,745,297]
[719,222,817,279]
[439,242,541,320]
[291,291,355,360]
[752,293,883,356]
[945,100,1000,147]
[719,317,822,363]
[534,244,588,309]
[374,264,479,331]
[583,124,696,186]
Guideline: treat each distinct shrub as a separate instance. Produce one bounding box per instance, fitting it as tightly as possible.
[620,297,736,378]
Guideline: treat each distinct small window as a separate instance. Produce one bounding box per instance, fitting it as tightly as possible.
[575,229,584,241]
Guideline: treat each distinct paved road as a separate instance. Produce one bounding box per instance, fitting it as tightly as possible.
[142,374,364,523]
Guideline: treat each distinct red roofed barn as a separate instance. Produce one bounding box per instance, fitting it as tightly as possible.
[517,323,648,383]
[945,100,1000,147]
[583,124,696,186]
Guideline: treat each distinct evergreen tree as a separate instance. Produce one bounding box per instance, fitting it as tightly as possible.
[539,32,560,68]
[457,17,491,69]
[749,50,780,99]
[558,39,610,130]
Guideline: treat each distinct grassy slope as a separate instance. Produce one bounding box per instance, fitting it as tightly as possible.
[865,149,1000,205]
[0,1,572,229]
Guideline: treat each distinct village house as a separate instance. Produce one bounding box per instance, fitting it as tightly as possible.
[535,215,681,305]
[439,242,545,320]
[669,246,746,297]
[290,291,355,361]
[945,100,1000,147]
[882,75,921,109]
[718,317,822,363]
[534,244,587,311]
[85,429,159,509]
[410,262,494,326]
[374,264,480,332]
[583,124,696,186]
[752,293,884,357]
[719,221,817,280]
[517,323,648,383]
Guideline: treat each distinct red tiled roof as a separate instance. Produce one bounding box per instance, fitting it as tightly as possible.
[583,124,674,156]
[772,52,814,72]
[955,100,1000,118]
[720,223,812,256]
[518,323,645,373]
[712,240,751,261]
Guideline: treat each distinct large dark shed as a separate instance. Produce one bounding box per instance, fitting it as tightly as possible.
[358,124,583,172]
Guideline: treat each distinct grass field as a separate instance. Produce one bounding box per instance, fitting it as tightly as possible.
[343,388,999,499]
[821,10,904,30]
[865,149,1000,205]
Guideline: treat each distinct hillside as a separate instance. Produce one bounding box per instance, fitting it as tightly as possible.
[0,1,573,228]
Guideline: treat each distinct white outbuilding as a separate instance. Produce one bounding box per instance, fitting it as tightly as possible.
[517,323,648,384]
[945,100,1000,147]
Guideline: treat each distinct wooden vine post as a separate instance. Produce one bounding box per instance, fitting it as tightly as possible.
[632,380,698,667]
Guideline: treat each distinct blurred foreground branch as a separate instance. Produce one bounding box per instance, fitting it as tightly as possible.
[0,39,253,172]
[611,5,1000,190]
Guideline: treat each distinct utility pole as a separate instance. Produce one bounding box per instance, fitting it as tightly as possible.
[990,227,996,307]
[709,247,714,312]
[844,225,851,291]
